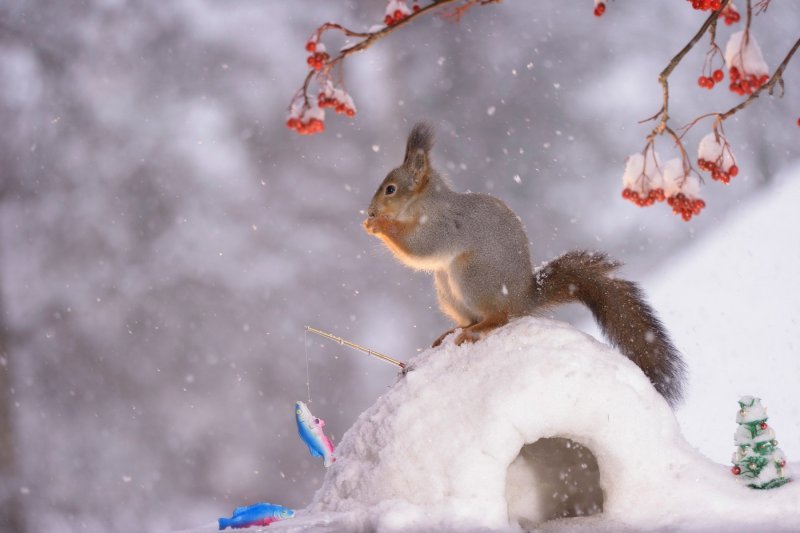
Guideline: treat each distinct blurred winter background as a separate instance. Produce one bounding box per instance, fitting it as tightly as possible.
[0,1,798,531]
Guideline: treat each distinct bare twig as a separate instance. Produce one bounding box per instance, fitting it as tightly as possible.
[641,3,727,129]
[439,0,501,22]
[753,0,771,15]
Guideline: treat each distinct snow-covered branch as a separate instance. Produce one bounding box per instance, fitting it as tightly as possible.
[286,0,500,134]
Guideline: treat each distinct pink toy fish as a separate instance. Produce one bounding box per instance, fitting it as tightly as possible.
[295,401,336,467]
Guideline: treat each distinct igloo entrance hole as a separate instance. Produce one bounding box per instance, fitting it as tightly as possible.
[506,437,603,529]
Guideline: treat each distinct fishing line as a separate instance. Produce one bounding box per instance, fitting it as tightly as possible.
[304,327,312,404]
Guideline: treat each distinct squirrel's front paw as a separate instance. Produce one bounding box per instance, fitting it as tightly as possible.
[362,217,378,235]
[363,216,389,235]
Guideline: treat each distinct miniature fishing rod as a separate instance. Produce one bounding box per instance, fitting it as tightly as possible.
[304,326,406,371]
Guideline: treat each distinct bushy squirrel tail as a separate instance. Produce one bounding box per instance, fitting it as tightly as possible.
[531,250,686,406]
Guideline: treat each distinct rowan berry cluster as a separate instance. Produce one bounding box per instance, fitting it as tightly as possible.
[286,103,326,135]
[688,0,722,11]
[318,82,356,117]
[698,69,725,89]
[697,132,738,184]
[593,2,606,17]
[621,187,664,207]
[286,115,325,135]
[621,152,708,221]
[668,193,706,221]
[305,42,329,71]
[318,96,355,117]
[728,66,769,95]
[721,4,741,25]
[621,184,706,221]
[724,31,770,96]
[698,158,739,184]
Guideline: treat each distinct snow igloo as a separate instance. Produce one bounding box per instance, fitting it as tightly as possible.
[275,318,800,532]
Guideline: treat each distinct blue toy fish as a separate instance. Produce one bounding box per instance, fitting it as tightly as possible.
[295,401,336,467]
[218,502,295,530]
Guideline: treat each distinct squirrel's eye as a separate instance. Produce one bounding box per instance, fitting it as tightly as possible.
[385,184,396,195]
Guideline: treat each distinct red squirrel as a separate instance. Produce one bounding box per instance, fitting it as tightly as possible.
[363,122,685,406]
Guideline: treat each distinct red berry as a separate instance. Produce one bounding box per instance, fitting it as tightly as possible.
[594,2,606,16]
[305,41,316,53]
[713,69,724,82]
[760,422,767,430]
[740,80,751,93]
[385,14,393,25]
[797,117,800,127]
[728,165,739,177]
[711,0,721,9]
[732,465,741,475]
[413,4,420,12]
[698,76,707,88]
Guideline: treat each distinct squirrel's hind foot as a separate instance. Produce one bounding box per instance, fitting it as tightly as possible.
[450,313,510,346]
[431,328,457,348]
[454,329,481,346]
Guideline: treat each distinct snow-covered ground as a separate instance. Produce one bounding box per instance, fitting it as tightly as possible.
[652,164,800,465]
[181,314,799,532]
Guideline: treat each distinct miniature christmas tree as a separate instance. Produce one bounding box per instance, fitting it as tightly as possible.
[731,396,790,489]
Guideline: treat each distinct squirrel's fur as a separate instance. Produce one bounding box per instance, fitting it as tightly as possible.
[363,122,685,406]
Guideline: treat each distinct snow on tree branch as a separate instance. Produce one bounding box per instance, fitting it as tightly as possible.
[286,0,500,135]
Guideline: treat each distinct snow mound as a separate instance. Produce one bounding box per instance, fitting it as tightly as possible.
[183,318,800,532]
[291,318,799,531]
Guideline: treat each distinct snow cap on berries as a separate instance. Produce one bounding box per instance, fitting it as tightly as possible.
[304,103,324,122]
[736,395,768,423]
[725,31,769,78]
[320,80,357,116]
[662,158,698,198]
[622,152,663,193]
[662,158,705,221]
[698,133,735,172]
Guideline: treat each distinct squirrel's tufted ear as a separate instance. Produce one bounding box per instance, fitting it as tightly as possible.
[403,122,434,189]
[407,149,429,189]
